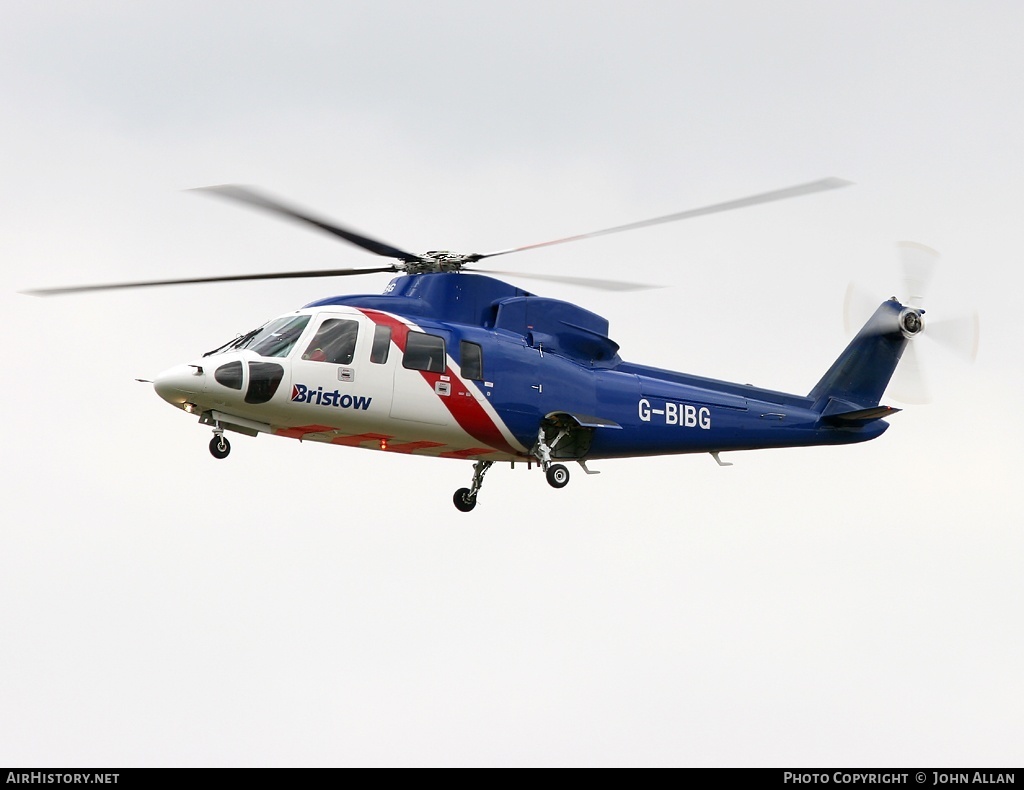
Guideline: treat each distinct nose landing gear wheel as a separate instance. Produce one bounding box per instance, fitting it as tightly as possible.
[546,463,569,488]
[453,488,477,512]
[209,435,231,459]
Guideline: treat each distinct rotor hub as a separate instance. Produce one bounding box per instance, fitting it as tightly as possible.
[404,250,471,274]
[898,306,925,338]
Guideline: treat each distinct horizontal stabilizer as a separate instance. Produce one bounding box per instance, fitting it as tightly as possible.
[821,404,901,425]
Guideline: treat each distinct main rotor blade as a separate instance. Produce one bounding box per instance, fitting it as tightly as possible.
[22,266,397,296]
[193,185,423,263]
[482,268,661,291]
[470,177,852,261]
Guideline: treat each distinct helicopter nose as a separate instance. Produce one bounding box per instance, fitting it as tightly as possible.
[153,363,207,406]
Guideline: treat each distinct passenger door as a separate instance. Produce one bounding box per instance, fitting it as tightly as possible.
[288,313,392,424]
[389,328,453,425]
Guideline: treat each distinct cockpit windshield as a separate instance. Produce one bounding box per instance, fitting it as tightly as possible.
[214,315,312,358]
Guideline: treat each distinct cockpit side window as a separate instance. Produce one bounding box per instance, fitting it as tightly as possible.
[370,324,392,364]
[301,318,359,364]
[460,341,483,380]
[245,362,285,404]
[403,332,446,373]
[245,315,312,358]
[214,361,243,390]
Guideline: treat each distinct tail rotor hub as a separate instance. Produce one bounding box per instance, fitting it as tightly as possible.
[899,306,925,338]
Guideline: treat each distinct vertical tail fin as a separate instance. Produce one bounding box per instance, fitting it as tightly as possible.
[809,299,916,412]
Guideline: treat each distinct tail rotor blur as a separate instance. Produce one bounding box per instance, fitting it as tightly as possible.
[842,242,979,405]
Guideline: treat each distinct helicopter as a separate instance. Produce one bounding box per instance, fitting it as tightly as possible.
[23,178,977,511]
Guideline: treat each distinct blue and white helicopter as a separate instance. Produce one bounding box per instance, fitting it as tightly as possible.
[26,179,978,511]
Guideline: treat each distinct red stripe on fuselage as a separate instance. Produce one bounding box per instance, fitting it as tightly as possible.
[439,447,498,459]
[277,428,487,457]
[358,308,523,456]
[275,424,336,439]
[386,440,446,454]
[329,432,392,447]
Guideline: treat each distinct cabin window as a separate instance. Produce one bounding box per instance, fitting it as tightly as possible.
[370,324,392,364]
[460,341,483,380]
[214,361,243,390]
[403,331,446,373]
[245,362,285,404]
[301,318,359,364]
[247,315,311,358]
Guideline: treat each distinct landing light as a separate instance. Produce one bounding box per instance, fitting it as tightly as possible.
[183,402,197,414]
[379,438,388,450]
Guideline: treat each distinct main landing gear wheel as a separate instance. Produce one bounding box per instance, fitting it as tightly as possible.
[209,435,231,459]
[546,463,569,489]
[453,488,477,512]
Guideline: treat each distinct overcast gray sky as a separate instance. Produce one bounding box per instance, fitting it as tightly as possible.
[2,1,1022,767]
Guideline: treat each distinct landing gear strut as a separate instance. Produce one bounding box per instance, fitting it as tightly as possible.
[534,425,571,489]
[453,460,493,512]
[209,429,230,459]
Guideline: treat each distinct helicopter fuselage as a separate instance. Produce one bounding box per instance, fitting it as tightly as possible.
[153,272,895,469]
